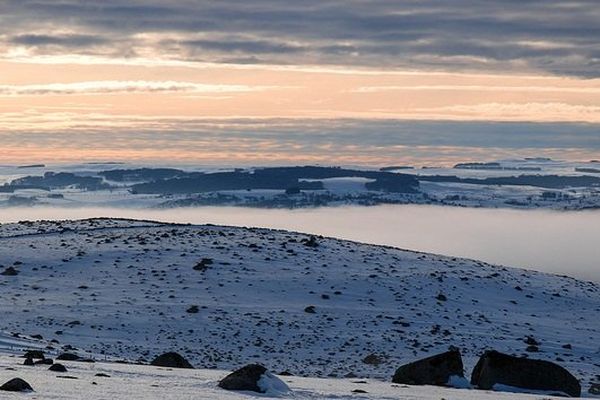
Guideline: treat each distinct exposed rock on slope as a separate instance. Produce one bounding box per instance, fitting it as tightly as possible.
[0,378,33,392]
[471,350,581,397]
[219,364,290,394]
[392,350,464,386]
[151,352,194,369]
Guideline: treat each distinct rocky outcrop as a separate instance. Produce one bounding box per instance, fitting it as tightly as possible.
[218,364,289,394]
[0,378,33,392]
[392,350,464,386]
[150,352,193,369]
[470,350,581,397]
[219,364,267,392]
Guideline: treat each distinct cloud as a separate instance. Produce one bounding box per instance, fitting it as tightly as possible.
[0,1,599,77]
[352,85,600,94]
[9,34,107,47]
[179,38,306,54]
[1,116,599,166]
[424,102,600,122]
[0,81,275,96]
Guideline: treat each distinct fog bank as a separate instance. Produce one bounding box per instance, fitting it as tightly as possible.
[1,205,598,281]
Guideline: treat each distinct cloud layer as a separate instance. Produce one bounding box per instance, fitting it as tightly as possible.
[1,1,599,77]
[0,81,270,96]
[1,118,598,165]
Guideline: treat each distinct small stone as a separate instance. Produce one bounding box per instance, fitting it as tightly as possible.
[49,363,67,372]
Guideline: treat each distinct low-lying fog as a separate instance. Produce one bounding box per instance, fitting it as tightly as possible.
[1,205,598,281]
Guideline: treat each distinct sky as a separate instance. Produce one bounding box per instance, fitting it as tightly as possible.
[1,0,599,165]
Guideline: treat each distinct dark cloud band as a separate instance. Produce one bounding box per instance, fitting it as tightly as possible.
[1,1,599,77]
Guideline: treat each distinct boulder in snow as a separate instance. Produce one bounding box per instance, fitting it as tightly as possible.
[150,352,193,369]
[1,267,18,276]
[392,349,464,386]
[57,353,80,361]
[49,363,68,372]
[218,364,290,394]
[470,350,581,398]
[0,378,33,392]
[23,350,44,359]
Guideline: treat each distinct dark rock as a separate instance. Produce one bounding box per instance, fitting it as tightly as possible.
[193,258,213,271]
[23,350,44,359]
[436,293,447,302]
[35,358,53,365]
[57,353,80,361]
[49,363,67,372]
[95,373,111,378]
[392,350,464,386]
[218,364,267,393]
[470,350,581,397]
[362,354,384,366]
[304,305,316,314]
[589,383,600,395]
[186,305,199,314]
[524,336,539,346]
[0,378,33,392]
[150,352,193,369]
[303,236,319,248]
[23,357,34,366]
[1,267,18,276]
[525,345,539,352]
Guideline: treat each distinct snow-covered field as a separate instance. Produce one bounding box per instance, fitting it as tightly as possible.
[0,353,589,399]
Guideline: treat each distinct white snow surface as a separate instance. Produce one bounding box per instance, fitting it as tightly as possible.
[257,371,291,395]
[0,218,598,397]
[0,354,584,400]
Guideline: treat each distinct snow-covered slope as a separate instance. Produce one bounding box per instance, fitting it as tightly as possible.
[0,218,598,394]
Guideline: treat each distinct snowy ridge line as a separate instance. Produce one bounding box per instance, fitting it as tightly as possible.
[4,217,430,255]
[0,217,179,239]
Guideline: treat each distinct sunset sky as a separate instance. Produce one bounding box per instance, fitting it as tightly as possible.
[1,1,599,165]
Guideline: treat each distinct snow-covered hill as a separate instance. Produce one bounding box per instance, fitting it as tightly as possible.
[0,218,598,395]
